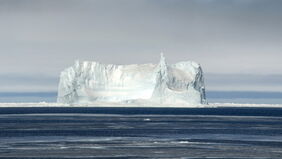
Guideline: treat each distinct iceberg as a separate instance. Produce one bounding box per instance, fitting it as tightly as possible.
[57,53,207,105]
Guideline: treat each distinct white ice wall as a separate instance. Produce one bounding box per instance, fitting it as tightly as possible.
[57,53,207,105]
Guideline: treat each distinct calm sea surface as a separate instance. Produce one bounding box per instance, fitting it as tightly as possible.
[0,107,282,158]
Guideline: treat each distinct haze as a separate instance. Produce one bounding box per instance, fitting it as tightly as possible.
[0,0,281,92]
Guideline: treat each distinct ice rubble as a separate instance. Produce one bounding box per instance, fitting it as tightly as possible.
[57,53,207,105]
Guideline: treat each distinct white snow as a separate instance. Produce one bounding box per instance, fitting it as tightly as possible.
[0,102,282,108]
[57,53,207,105]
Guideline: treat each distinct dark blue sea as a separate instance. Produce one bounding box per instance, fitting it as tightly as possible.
[0,91,282,158]
[0,107,282,158]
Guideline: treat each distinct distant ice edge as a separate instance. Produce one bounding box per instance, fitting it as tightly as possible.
[0,102,282,108]
[57,53,207,106]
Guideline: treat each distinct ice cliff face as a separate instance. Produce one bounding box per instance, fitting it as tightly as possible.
[57,53,207,105]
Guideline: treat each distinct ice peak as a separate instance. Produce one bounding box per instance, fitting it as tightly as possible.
[160,52,166,63]
[159,52,167,70]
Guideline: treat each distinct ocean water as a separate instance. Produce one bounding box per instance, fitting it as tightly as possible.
[1,91,282,104]
[207,91,282,104]
[0,107,282,158]
[0,92,282,158]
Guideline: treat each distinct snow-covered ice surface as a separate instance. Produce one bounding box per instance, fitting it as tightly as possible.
[0,102,282,108]
[57,53,207,105]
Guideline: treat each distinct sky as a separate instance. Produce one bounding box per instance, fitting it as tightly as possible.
[0,0,282,92]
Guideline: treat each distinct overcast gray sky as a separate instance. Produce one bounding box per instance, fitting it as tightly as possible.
[0,0,282,92]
